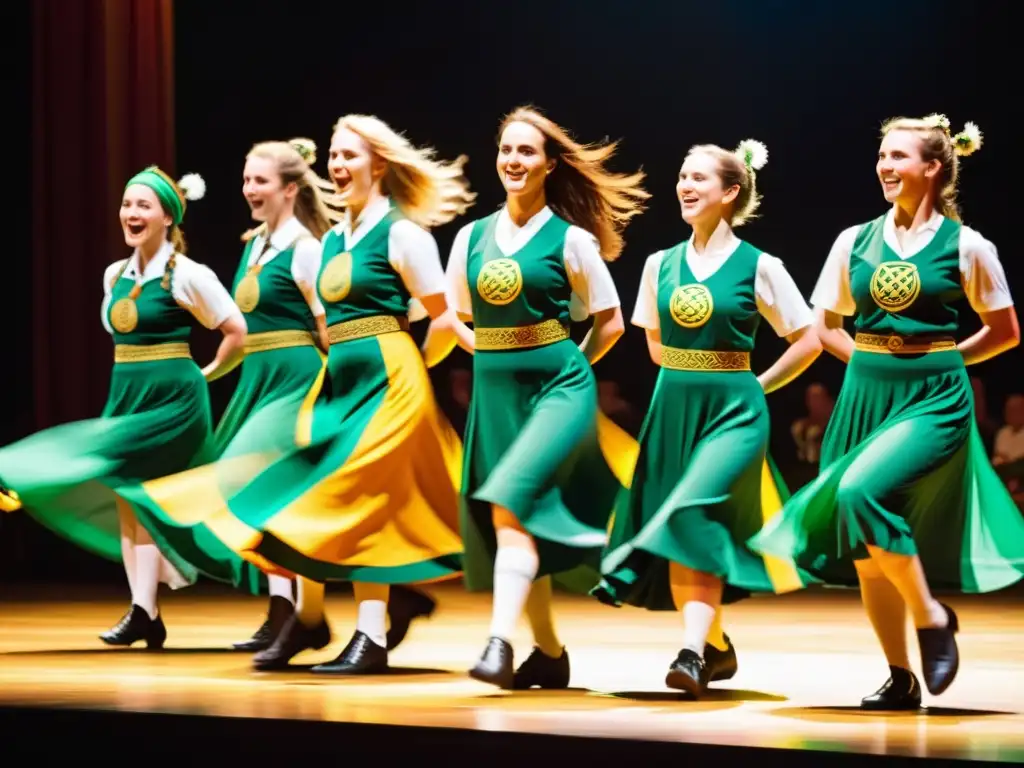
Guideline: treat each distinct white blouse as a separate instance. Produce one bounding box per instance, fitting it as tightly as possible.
[325,196,447,322]
[245,216,325,318]
[812,209,1014,315]
[632,219,814,338]
[445,205,621,321]
[102,240,242,333]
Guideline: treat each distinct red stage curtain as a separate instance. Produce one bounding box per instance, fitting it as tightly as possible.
[31,0,175,429]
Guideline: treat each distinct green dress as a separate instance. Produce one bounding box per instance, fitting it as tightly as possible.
[458,210,626,592]
[170,202,464,584]
[750,214,1024,592]
[594,240,810,610]
[119,226,329,594]
[0,251,245,588]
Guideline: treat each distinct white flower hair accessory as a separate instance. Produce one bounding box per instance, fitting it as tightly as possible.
[923,113,951,132]
[177,173,206,201]
[952,121,983,157]
[290,138,317,165]
[736,139,768,172]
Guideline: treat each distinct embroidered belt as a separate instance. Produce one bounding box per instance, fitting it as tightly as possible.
[854,332,957,355]
[244,329,316,355]
[327,315,409,345]
[475,319,570,351]
[114,342,192,364]
[660,347,751,371]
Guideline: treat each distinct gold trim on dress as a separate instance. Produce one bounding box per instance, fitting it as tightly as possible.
[660,347,751,371]
[327,315,409,345]
[854,332,957,354]
[114,342,192,364]
[244,329,315,355]
[474,319,570,350]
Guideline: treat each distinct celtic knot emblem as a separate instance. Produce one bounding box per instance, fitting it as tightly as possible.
[870,261,920,312]
[669,284,714,328]
[319,251,353,303]
[477,258,523,306]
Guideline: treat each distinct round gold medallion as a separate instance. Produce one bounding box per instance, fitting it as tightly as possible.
[870,261,920,313]
[319,251,353,303]
[110,297,139,333]
[235,274,261,313]
[476,258,523,306]
[669,284,714,328]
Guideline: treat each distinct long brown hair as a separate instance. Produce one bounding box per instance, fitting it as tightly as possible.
[498,106,649,261]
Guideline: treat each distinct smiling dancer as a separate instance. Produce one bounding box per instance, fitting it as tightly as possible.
[138,115,475,673]
[0,167,248,647]
[439,106,649,690]
[593,140,821,698]
[752,114,1023,710]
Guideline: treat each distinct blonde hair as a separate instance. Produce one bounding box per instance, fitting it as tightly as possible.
[880,114,983,223]
[685,139,768,227]
[498,106,649,261]
[332,114,475,229]
[242,138,343,242]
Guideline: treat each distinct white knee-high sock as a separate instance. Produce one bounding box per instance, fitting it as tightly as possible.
[133,542,161,619]
[295,577,325,626]
[268,575,294,604]
[681,601,716,657]
[489,546,539,640]
[353,582,389,648]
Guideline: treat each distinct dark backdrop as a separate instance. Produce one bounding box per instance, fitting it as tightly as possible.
[8,0,1020,584]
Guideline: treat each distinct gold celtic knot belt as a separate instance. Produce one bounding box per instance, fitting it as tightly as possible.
[474,319,570,351]
[660,347,751,371]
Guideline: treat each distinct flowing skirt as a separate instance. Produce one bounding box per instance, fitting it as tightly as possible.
[750,349,1024,592]
[594,367,808,609]
[0,357,242,587]
[119,343,328,594]
[460,338,638,592]
[145,329,465,583]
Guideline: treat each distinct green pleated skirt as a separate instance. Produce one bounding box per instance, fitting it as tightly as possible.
[163,329,464,585]
[119,343,328,594]
[593,367,808,610]
[750,348,1024,592]
[460,338,628,592]
[0,357,245,587]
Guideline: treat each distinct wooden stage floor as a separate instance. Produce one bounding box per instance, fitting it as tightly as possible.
[0,583,1021,763]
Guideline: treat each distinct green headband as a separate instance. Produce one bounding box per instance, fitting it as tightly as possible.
[125,166,185,225]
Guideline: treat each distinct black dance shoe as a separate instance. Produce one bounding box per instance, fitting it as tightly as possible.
[917,602,959,695]
[469,636,514,689]
[665,648,707,697]
[704,634,738,682]
[312,630,388,674]
[100,604,166,649]
[233,595,294,652]
[861,666,923,711]
[386,585,436,650]
[252,614,331,670]
[513,646,570,690]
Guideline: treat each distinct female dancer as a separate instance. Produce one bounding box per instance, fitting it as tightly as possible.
[214,137,336,651]
[0,167,247,646]
[593,140,822,698]
[751,115,1023,709]
[441,106,649,690]
[162,114,475,673]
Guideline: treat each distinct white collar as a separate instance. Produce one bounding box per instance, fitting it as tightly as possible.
[125,240,175,281]
[686,218,739,259]
[265,216,306,251]
[498,204,553,233]
[883,208,945,257]
[336,196,393,244]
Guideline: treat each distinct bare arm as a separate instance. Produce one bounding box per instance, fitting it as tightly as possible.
[202,314,247,382]
[757,325,823,394]
[816,308,855,363]
[419,293,475,367]
[958,306,1020,365]
[579,306,625,365]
